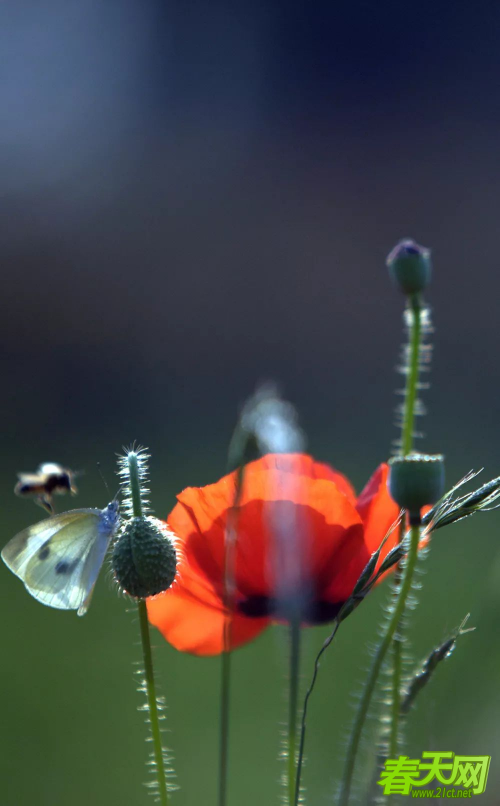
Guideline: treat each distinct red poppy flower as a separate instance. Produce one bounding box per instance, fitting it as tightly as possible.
[147,454,400,656]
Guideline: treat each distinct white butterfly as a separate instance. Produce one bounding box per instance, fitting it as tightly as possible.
[1,501,120,616]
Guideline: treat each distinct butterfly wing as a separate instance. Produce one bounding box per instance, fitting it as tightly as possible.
[2,506,119,614]
[2,510,87,576]
[73,513,120,616]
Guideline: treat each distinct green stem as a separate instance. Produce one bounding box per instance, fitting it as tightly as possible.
[401,294,422,457]
[338,521,422,806]
[127,452,169,805]
[219,650,231,806]
[288,619,301,805]
[128,451,143,517]
[389,619,403,758]
[138,599,169,806]
[386,295,423,765]
[388,522,405,760]
[219,469,244,806]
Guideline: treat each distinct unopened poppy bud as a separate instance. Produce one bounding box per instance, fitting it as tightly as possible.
[112,516,177,599]
[389,454,445,518]
[386,239,431,296]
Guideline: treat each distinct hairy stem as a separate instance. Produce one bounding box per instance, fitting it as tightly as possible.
[389,628,403,758]
[127,451,144,518]
[138,599,169,806]
[388,525,405,760]
[387,294,423,762]
[338,522,422,806]
[401,294,422,456]
[126,451,169,805]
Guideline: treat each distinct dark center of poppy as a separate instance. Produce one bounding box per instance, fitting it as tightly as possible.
[237,594,344,624]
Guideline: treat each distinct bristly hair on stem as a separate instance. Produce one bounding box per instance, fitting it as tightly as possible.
[118,447,176,805]
[117,445,151,519]
[340,255,435,802]
[382,291,433,780]
[392,301,433,456]
[338,520,424,806]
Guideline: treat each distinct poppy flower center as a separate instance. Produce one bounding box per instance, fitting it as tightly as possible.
[237,593,344,624]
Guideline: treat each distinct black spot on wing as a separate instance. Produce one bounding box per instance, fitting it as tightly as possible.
[55,559,79,575]
[38,545,51,560]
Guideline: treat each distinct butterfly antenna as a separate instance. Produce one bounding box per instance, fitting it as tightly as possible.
[96,462,112,497]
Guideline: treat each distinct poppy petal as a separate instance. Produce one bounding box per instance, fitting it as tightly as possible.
[356,463,401,564]
[147,454,378,653]
[147,586,270,656]
[257,453,356,504]
[170,457,362,599]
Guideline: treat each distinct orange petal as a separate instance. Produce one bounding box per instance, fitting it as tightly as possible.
[256,453,356,504]
[170,455,361,598]
[148,499,269,655]
[147,454,367,652]
[147,586,269,656]
[182,461,363,594]
[356,463,401,566]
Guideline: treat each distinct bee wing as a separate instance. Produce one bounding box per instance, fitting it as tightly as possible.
[2,509,112,613]
[16,472,44,484]
[38,463,64,475]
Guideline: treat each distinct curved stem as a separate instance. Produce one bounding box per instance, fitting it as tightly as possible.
[338,522,421,806]
[288,619,301,805]
[294,621,341,806]
[138,599,169,806]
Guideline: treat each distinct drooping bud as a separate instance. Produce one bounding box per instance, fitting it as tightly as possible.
[227,383,305,472]
[386,238,431,296]
[112,516,177,598]
[389,453,445,518]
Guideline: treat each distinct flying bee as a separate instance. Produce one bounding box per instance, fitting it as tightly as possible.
[15,463,78,514]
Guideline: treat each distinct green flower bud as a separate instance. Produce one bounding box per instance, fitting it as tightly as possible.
[386,239,431,296]
[112,516,177,599]
[389,453,445,516]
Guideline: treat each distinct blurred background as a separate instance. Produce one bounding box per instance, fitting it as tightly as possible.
[1,1,500,803]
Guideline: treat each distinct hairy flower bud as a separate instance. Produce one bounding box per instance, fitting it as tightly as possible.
[387,238,431,296]
[112,516,177,599]
[389,453,445,515]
